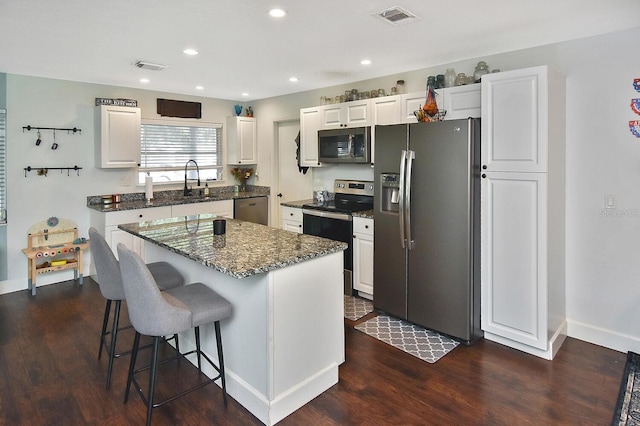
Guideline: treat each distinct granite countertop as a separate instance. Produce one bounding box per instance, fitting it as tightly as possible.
[87,186,269,213]
[281,199,374,220]
[118,214,347,279]
[280,199,313,208]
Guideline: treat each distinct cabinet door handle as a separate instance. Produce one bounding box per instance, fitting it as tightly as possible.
[139,214,143,218]
[482,165,487,169]
[353,235,356,239]
[364,225,369,229]
[482,174,487,178]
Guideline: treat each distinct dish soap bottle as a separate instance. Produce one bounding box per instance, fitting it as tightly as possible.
[204,183,210,196]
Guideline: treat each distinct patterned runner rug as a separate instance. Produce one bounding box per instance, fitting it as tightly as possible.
[344,295,374,321]
[354,314,459,363]
[613,351,640,425]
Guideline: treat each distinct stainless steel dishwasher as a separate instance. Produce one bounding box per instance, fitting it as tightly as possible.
[234,196,268,225]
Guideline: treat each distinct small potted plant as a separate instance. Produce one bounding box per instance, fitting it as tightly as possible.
[230,167,254,192]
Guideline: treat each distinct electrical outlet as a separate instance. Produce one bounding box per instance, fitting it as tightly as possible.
[605,194,616,209]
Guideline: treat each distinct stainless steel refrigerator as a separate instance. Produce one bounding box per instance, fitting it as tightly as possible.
[373,118,482,344]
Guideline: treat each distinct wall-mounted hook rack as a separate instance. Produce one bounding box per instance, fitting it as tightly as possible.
[22,125,81,134]
[24,165,83,177]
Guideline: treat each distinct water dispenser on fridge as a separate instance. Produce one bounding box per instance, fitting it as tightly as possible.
[380,173,400,213]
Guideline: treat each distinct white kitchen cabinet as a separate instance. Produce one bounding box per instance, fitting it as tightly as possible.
[352,217,374,296]
[401,91,428,124]
[441,84,481,120]
[226,116,257,165]
[372,96,402,125]
[400,85,480,124]
[480,65,566,360]
[281,206,302,233]
[95,105,141,168]
[299,107,322,167]
[171,200,234,218]
[321,100,371,129]
[90,206,172,260]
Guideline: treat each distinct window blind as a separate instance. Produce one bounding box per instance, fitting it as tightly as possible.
[0,109,6,223]
[140,122,222,170]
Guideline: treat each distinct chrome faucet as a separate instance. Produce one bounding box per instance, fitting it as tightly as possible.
[183,159,201,196]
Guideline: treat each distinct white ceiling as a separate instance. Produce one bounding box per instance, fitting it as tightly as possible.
[1,0,639,102]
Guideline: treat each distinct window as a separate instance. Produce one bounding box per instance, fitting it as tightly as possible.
[138,119,223,184]
[0,109,6,223]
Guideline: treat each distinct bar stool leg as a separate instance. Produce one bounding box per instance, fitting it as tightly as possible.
[98,299,112,359]
[215,321,227,407]
[105,300,121,389]
[146,336,160,426]
[195,326,202,372]
[125,332,141,404]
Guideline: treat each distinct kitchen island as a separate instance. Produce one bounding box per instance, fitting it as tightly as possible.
[118,214,346,425]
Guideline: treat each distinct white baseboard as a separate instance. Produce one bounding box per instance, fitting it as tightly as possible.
[567,319,633,354]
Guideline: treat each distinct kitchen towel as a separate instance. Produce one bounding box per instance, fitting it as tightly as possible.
[145,175,153,200]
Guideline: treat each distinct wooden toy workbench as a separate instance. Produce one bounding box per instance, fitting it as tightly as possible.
[22,219,89,296]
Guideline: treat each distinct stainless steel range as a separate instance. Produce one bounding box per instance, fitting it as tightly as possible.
[302,179,374,295]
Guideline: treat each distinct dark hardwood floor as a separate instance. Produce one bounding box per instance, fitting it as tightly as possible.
[0,278,626,425]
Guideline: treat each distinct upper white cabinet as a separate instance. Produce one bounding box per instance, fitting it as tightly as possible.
[372,96,402,125]
[299,106,322,167]
[401,91,430,124]
[95,105,141,168]
[480,65,566,360]
[481,71,548,172]
[226,116,257,164]
[321,100,371,129]
[400,85,480,124]
[441,84,481,120]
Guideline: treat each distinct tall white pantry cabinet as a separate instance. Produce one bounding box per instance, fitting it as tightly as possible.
[480,66,567,360]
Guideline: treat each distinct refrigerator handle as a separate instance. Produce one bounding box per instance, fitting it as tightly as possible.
[405,149,415,250]
[398,150,407,248]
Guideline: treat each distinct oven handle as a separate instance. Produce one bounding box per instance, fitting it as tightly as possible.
[302,209,353,221]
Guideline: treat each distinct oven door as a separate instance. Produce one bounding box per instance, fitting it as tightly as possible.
[302,209,353,295]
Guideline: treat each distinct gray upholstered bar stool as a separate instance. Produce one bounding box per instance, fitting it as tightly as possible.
[117,243,232,426]
[89,227,185,389]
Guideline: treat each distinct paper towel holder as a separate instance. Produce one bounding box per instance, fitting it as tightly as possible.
[145,173,154,201]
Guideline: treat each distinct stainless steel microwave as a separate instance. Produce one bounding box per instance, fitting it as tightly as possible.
[318,127,371,163]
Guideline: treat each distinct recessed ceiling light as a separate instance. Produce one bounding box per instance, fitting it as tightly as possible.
[242,93,249,97]
[289,77,298,82]
[183,48,199,56]
[269,8,286,18]
[140,78,150,83]
[196,86,204,90]
[361,59,372,65]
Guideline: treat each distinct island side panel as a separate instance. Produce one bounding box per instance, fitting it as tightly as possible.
[269,250,345,424]
[142,240,346,426]
[143,242,270,399]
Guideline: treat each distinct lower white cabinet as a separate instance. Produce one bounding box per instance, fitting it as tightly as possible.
[171,200,234,218]
[352,217,373,296]
[481,171,566,359]
[281,206,303,233]
[90,206,172,259]
[91,200,235,261]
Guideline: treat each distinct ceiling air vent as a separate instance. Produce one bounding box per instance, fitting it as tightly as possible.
[134,61,169,71]
[374,6,419,26]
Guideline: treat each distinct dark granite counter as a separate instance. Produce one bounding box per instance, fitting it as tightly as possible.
[87,186,269,213]
[280,199,312,208]
[352,209,374,219]
[118,214,347,279]
[281,199,374,219]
